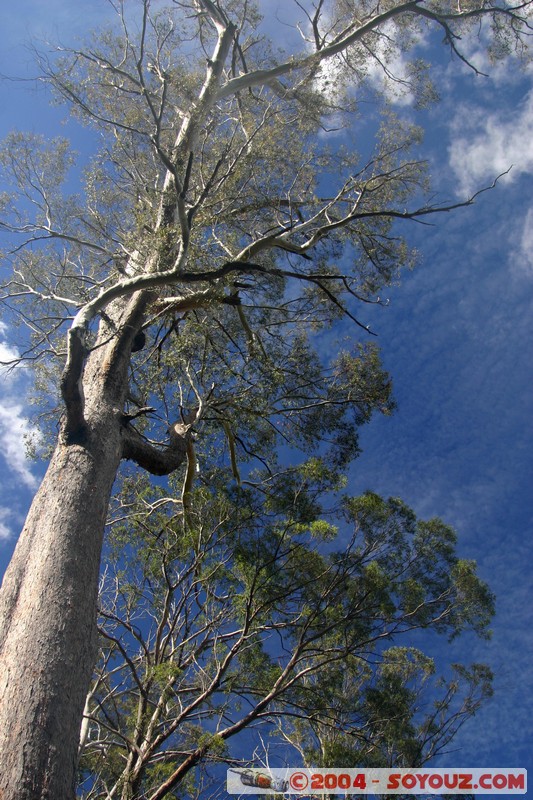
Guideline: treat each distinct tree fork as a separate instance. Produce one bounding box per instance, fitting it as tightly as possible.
[0,292,190,800]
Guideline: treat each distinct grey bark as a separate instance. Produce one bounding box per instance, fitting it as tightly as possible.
[0,292,190,800]
[0,423,122,800]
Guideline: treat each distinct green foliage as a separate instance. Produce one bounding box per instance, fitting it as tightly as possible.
[79,474,494,796]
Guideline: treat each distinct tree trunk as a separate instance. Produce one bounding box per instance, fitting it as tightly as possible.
[0,420,122,800]
[0,291,191,799]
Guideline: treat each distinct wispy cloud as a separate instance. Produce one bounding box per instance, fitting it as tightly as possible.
[447,79,533,278]
[512,206,533,277]
[364,22,424,107]
[0,325,39,490]
[0,403,38,490]
[0,335,22,367]
[0,507,16,541]
[448,86,533,195]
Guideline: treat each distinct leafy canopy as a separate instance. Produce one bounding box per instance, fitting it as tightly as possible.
[79,480,494,798]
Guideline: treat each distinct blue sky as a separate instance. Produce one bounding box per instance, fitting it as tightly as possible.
[0,0,532,788]
[349,190,533,769]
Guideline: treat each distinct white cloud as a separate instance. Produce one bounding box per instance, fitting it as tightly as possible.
[0,328,39,489]
[364,23,420,107]
[0,341,23,374]
[314,56,347,105]
[0,403,38,490]
[0,507,15,541]
[512,206,533,277]
[447,83,533,278]
[447,20,533,88]
[449,87,533,195]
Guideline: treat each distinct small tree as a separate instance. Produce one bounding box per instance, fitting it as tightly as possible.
[0,1,529,798]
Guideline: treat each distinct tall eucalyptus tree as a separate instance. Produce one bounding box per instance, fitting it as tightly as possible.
[0,0,530,797]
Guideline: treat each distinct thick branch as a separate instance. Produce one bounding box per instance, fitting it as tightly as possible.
[59,327,87,443]
[235,181,501,263]
[155,11,236,249]
[196,0,231,33]
[58,173,502,435]
[216,0,422,99]
[121,421,192,476]
[216,0,531,100]
[64,177,488,328]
